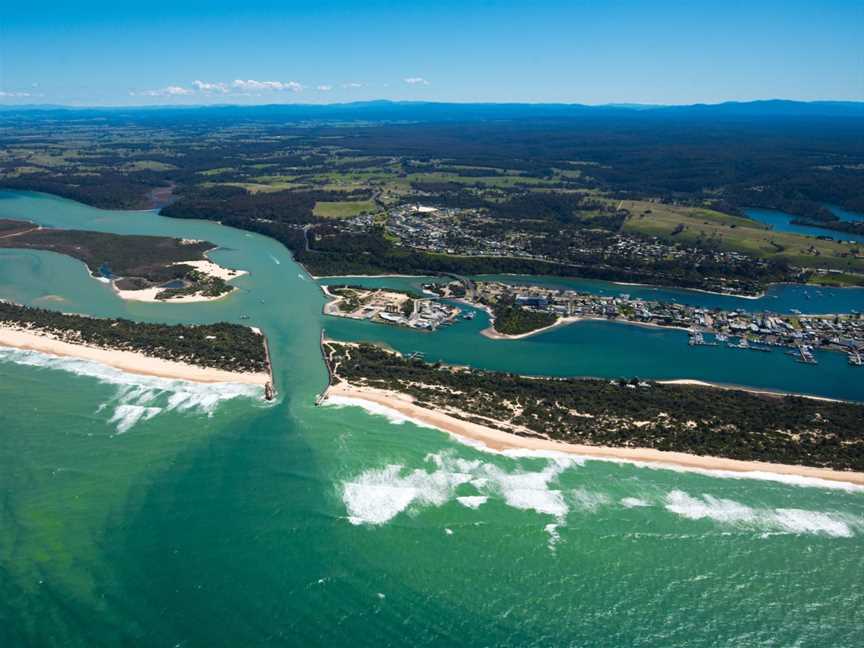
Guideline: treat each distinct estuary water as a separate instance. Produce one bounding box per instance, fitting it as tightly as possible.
[1,190,863,647]
[745,206,864,244]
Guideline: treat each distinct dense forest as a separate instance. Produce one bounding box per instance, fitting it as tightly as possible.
[2,102,862,217]
[490,302,557,335]
[0,301,268,373]
[325,342,864,472]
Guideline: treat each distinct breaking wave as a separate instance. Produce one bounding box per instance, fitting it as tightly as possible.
[341,451,575,527]
[664,490,860,538]
[339,451,861,542]
[0,347,261,433]
[324,395,435,429]
[326,389,862,492]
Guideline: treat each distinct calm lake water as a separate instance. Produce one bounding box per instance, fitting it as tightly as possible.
[2,190,863,647]
[745,206,864,244]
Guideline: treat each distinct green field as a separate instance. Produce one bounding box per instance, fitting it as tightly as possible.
[621,200,864,274]
[313,200,376,219]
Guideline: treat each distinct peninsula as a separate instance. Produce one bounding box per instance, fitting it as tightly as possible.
[0,219,245,303]
[320,340,864,482]
[0,301,272,390]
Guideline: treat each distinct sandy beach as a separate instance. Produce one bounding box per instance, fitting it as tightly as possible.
[480,315,584,340]
[323,382,864,486]
[114,258,248,303]
[0,326,269,386]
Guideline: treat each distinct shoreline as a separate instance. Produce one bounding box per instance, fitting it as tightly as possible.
[479,311,694,341]
[322,382,864,487]
[657,378,849,403]
[310,272,431,281]
[0,326,269,386]
[611,280,765,300]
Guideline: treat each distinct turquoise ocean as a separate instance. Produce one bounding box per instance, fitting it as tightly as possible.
[1,191,863,646]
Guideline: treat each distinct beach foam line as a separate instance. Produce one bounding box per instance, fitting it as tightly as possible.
[323,387,864,491]
[323,394,437,429]
[0,346,261,433]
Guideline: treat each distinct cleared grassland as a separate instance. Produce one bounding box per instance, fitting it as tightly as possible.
[122,160,178,172]
[313,200,376,219]
[406,171,560,188]
[621,200,864,274]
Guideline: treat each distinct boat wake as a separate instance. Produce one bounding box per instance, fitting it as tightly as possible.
[0,347,261,433]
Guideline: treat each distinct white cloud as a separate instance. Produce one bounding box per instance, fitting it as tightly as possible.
[316,84,333,92]
[342,82,363,89]
[404,77,430,85]
[0,91,32,98]
[132,85,193,97]
[193,80,229,93]
[231,79,303,93]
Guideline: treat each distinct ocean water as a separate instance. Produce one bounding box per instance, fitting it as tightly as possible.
[1,190,863,646]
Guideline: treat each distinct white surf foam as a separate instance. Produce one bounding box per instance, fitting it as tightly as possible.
[569,488,611,512]
[544,523,561,550]
[456,495,488,509]
[620,497,651,508]
[664,490,857,538]
[341,450,573,527]
[341,460,475,525]
[324,395,436,429]
[0,347,260,433]
[109,404,162,434]
[339,450,860,543]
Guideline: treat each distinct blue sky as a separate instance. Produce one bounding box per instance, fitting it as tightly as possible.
[1,0,861,105]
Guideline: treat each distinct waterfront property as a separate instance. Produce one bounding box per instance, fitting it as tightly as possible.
[323,284,460,330]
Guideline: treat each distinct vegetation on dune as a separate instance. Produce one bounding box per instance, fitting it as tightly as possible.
[0,301,268,373]
[326,342,864,472]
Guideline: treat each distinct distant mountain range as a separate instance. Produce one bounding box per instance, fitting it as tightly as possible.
[1,99,862,122]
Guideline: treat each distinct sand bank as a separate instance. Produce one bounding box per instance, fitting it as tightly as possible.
[113,258,248,303]
[323,382,864,486]
[0,326,269,386]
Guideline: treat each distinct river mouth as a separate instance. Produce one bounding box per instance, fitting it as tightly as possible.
[2,189,864,646]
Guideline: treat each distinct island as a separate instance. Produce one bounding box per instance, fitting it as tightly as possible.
[320,340,864,482]
[0,219,245,302]
[0,300,273,395]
